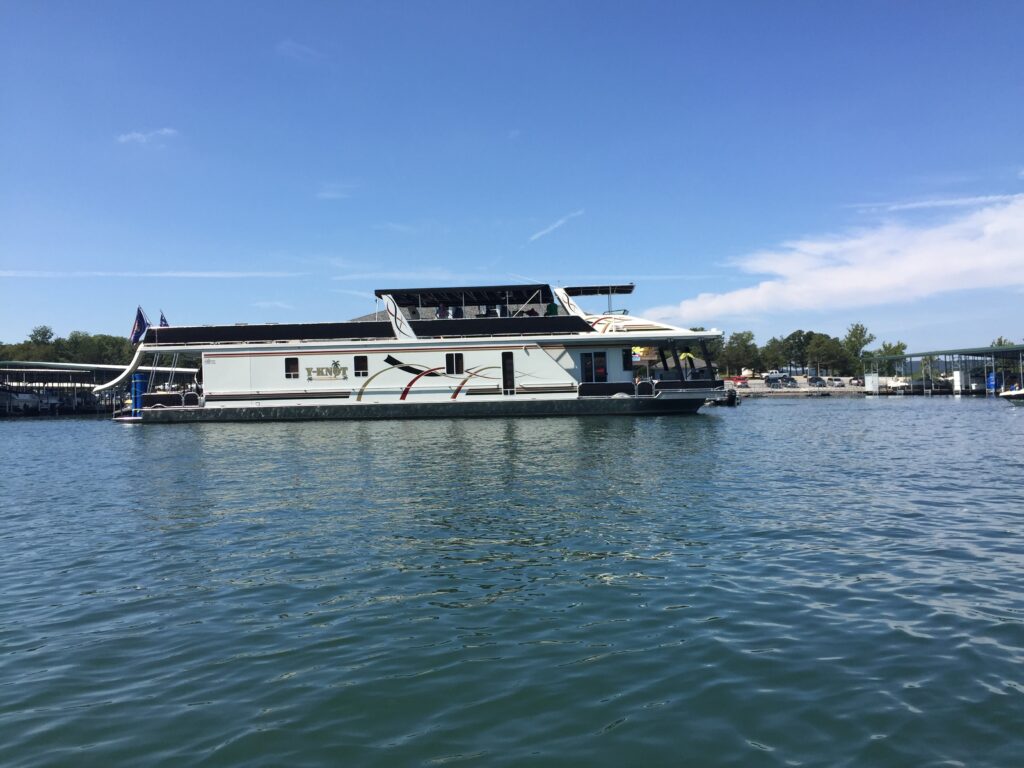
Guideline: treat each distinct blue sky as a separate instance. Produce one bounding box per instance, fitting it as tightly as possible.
[2,1,1022,351]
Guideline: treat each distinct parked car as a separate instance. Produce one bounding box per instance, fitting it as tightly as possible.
[827,377,845,387]
[849,377,864,387]
[765,373,798,389]
[808,376,827,387]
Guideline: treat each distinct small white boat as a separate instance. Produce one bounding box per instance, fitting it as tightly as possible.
[999,389,1024,405]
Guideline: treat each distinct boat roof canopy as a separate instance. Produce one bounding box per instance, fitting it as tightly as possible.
[375,284,555,307]
[374,282,635,307]
[563,284,635,297]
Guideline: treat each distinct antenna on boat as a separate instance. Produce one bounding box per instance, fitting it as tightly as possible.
[382,294,418,340]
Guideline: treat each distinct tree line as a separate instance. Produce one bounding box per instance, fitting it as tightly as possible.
[2,323,1017,376]
[709,323,900,376]
[0,325,134,366]
[713,324,1021,376]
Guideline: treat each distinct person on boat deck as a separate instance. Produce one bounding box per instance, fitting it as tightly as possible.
[545,301,559,316]
[436,303,448,319]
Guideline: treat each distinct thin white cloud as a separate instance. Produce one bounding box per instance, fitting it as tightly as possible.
[276,39,325,63]
[116,127,178,145]
[851,194,1016,213]
[373,221,417,234]
[316,182,356,200]
[647,195,1024,325]
[1,270,306,279]
[560,273,719,282]
[331,288,378,300]
[332,269,460,283]
[528,209,584,243]
[252,300,294,310]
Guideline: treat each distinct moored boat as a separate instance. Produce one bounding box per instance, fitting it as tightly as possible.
[999,388,1024,405]
[95,283,730,422]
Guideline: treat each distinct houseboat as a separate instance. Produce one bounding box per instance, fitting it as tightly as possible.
[94,283,730,421]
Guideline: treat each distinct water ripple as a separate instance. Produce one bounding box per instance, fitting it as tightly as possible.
[2,399,1023,766]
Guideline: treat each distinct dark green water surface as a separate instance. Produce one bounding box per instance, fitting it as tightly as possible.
[2,398,1023,766]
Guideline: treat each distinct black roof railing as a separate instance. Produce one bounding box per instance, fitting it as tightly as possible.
[374,282,635,308]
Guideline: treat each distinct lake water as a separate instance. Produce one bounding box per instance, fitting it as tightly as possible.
[2,397,1023,766]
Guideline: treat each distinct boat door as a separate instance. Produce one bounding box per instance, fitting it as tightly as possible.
[502,351,515,395]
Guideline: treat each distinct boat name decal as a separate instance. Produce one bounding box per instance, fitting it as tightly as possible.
[307,361,349,381]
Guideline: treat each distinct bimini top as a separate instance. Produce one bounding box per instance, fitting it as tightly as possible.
[562,284,634,297]
[373,283,634,307]
[374,284,555,307]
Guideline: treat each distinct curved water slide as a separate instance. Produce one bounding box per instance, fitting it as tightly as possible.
[92,345,147,393]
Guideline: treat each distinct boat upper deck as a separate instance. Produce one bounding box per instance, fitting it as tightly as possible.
[140,282,700,346]
[143,316,597,345]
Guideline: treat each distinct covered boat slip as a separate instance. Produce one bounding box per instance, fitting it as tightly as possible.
[863,343,1024,396]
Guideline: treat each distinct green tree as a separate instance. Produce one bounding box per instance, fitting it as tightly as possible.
[718,331,762,374]
[989,337,1022,378]
[88,334,133,365]
[760,336,787,371]
[806,332,852,375]
[28,325,54,345]
[52,331,133,364]
[843,323,876,369]
[864,340,908,376]
[782,330,813,372]
[1,328,133,365]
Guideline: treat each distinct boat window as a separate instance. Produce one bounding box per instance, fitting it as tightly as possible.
[621,348,633,372]
[354,355,368,377]
[285,357,299,379]
[580,352,607,383]
[502,351,515,395]
[446,353,464,375]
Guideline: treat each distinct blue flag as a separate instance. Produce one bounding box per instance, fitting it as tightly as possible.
[130,306,150,344]
[159,310,169,327]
